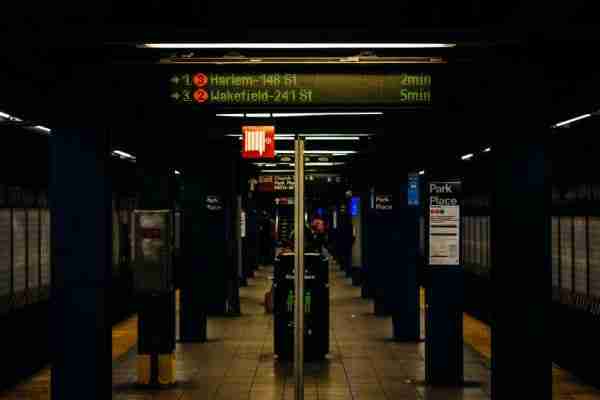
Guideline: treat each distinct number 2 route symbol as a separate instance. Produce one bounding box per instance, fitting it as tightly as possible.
[194,89,209,104]
[193,73,208,87]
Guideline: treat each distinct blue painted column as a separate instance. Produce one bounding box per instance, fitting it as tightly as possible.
[425,179,464,385]
[50,128,112,399]
[491,139,551,399]
[392,183,421,341]
[179,174,208,342]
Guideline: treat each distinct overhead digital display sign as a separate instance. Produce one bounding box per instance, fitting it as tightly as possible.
[168,71,432,107]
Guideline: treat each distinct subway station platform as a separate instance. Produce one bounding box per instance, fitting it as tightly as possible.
[2,263,599,399]
[112,263,491,400]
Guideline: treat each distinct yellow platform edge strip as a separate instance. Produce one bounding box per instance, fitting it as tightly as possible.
[136,355,151,385]
[158,353,176,385]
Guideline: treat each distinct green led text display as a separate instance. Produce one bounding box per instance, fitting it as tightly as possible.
[169,71,432,106]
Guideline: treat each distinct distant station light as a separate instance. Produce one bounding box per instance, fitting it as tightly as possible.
[461,153,474,160]
[0,111,22,121]
[112,150,137,161]
[34,125,52,134]
[552,113,592,128]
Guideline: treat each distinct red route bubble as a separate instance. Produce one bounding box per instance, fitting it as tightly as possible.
[193,89,209,104]
[193,73,208,87]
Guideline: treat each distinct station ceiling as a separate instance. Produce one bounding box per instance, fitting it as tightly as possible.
[1,2,599,174]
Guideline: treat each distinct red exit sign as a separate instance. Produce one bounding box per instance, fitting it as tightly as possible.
[242,126,275,159]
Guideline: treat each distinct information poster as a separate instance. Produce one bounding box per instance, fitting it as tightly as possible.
[428,181,461,266]
[274,175,294,192]
[133,210,172,292]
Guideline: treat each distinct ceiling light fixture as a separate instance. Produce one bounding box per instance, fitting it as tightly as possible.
[461,153,474,160]
[552,113,592,128]
[288,162,345,166]
[483,147,491,153]
[33,125,52,134]
[226,134,295,140]
[216,112,383,118]
[112,150,137,161]
[142,43,456,49]
[274,150,357,155]
[227,134,365,140]
[0,111,23,122]
[305,136,361,141]
[273,112,383,118]
[418,170,425,175]
[161,56,446,65]
[244,113,272,118]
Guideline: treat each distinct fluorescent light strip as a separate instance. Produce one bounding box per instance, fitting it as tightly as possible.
[305,136,360,141]
[461,153,474,160]
[306,162,344,166]
[273,112,383,117]
[0,111,23,122]
[284,162,344,166]
[260,169,295,173]
[418,170,425,175]
[253,163,278,167]
[143,43,455,49]
[1,111,52,135]
[483,147,491,153]
[275,150,357,155]
[112,150,137,160]
[174,170,181,175]
[33,125,51,134]
[227,134,295,140]
[227,134,363,140]
[552,113,592,128]
[244,113,272,118]
[217,112,383,118]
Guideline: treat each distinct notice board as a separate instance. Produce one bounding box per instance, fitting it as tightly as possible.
[428,181,461,266]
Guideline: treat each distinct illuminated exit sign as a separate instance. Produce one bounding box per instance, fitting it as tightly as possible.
[242,126,275,159]
[168,70,432,107]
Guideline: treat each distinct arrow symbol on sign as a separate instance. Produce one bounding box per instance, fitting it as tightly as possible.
[170,75,180,84]
[171,92,180,100]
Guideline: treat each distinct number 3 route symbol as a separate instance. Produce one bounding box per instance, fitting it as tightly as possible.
[194,89,209,104]
[193,73,208,87]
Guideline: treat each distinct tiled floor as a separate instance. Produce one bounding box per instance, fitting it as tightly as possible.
[2,261,599,399]
[111,263,491,399]
[462,313,600,400]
